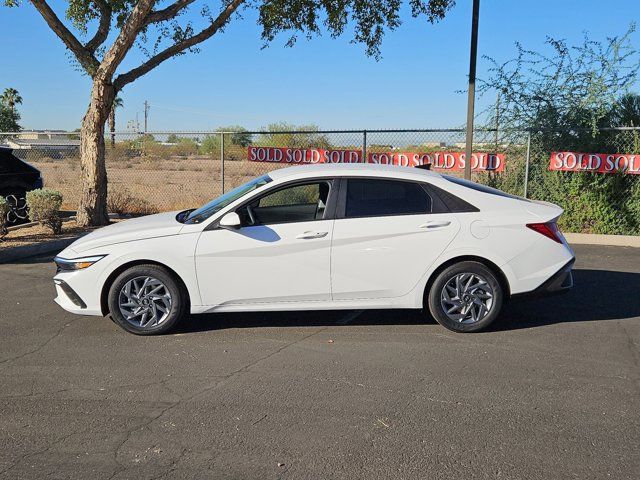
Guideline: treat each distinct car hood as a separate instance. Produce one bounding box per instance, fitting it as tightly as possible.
[69,211,184,253]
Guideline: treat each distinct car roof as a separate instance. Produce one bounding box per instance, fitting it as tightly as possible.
[268,163,442,182]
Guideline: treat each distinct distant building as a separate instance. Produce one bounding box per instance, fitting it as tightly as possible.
[3,131,80,159]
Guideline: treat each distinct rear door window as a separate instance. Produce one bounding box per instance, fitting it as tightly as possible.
[344,179,432,218]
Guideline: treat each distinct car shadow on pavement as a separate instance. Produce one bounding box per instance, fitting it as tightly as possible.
[176,268,640,334]
[494,268,640,331]
[176,308,429,334]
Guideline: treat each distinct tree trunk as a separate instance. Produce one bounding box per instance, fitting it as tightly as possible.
[109,107,116,148]
[77,79,114,227]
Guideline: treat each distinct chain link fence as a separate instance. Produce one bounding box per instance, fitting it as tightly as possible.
[1,128,638,234]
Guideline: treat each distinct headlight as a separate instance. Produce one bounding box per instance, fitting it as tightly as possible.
[54,255,106,271]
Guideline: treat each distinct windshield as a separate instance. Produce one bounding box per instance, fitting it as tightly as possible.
[184,174,272,224]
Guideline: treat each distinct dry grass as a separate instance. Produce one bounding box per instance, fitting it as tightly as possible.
[108,185,159,216]
[30,154,288,212]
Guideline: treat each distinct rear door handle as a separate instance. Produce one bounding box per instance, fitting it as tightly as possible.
[419,221,451,229]
[296,231,328,239]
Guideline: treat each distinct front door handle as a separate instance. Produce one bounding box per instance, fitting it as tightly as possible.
[296,231,329,240]
[419,220,451,229]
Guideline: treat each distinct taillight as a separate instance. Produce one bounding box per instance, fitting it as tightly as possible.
[526,221,563,243]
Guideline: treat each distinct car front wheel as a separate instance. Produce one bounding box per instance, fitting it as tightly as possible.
[107,265,188,335]
[427,261,504,333]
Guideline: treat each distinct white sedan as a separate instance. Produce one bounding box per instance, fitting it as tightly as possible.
[54,164,574,335]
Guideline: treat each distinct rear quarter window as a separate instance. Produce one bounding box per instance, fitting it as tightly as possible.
[443,175,530,202]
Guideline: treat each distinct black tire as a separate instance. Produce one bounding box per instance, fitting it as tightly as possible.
[427,261,504,333]
[107,264,188,335]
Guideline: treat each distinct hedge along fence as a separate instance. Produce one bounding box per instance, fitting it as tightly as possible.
[489,129,640,236]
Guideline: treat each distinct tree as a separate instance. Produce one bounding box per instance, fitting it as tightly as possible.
[4,0,455,226]
[218,125,251,147]
[0,104,21,131]
[108,96,123,147]
[479,25,640,234]
[609,93,640,127]
[479,25,639,134]
[256,122,332,148]
[0,88,23,113]
[0,87,22,131]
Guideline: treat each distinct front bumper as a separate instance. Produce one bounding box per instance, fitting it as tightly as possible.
[53,272,103,316]
[54,279,87,309]
[512,258,574,300]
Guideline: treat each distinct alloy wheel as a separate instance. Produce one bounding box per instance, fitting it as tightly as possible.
[5,195,29,223]
[118,276,172,328]
[440,272,494,324]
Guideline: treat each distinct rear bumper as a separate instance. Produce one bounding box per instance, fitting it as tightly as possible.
[511,258,574,300]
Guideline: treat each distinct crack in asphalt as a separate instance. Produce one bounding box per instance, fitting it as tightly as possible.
[0,430,80,478]
[0,317,80,369]
[104,326,327,479]
[0,377,190,401]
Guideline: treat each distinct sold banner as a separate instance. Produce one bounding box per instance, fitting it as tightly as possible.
[367,151,505,172]
[549,151,640,175]
[248,146,363,164]
[248,146,505,172]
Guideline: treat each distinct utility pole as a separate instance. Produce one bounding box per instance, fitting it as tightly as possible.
[464,0,481,180]
[143,101,150,133]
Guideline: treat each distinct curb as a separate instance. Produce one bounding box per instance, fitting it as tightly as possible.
[0,236,81,264]
[564,232,640,248]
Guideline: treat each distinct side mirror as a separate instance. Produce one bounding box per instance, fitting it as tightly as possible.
[219,211,241,230]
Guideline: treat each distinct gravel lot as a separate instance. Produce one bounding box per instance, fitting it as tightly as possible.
[0,244,638,479]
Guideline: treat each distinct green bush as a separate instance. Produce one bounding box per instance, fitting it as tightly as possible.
[0,196,9,240]
[199,135,220,155]
[26,189,63,234]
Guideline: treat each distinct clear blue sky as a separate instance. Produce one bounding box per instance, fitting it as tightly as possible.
[0,0,638,131]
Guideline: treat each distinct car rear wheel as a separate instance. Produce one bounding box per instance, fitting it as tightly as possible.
[1,190,29,225]
[427,261,504,333]
[108,265,188,335]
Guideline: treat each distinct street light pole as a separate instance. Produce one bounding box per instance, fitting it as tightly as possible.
[464,0,480,180]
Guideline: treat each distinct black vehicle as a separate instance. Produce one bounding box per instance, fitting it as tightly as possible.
[0,146,43,224]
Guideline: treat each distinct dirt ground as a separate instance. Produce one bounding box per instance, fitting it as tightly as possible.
[31,156,285,212]
[1,219,123,250]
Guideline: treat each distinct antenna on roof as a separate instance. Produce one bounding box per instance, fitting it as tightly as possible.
[415,163,432,170]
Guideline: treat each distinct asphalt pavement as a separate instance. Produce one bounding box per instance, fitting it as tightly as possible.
[0,244,638,479]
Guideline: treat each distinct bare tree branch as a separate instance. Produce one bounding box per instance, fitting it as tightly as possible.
[96,0,157,81]
[115,0,245,90]
[85,0,112,53]
[29,0,98,73]
[145,0,196,25]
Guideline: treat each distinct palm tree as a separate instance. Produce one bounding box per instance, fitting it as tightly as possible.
[610,93,640,127]
[108,96,123,148]
[0,88,23,113]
